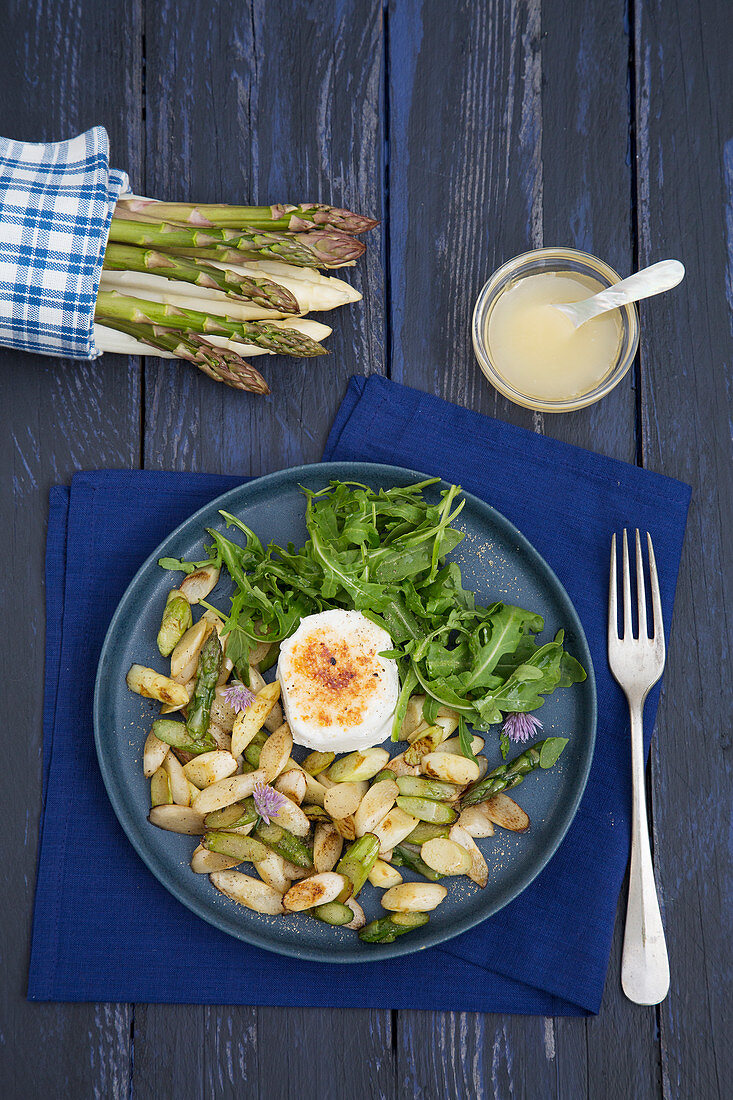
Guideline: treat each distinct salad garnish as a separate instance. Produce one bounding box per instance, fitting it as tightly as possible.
[160,478,586,756]
[223,682,256,712]
[501,712,544,758]
[252,782,287,825]
[130,474,587,944]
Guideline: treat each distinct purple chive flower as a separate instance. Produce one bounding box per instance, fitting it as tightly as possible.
[253,782,286,825]
[502,712,543,744]
[222,682,256,712]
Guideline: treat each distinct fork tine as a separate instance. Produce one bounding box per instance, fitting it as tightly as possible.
[647,533,665,654]
[635,529,647,639]
[622,528,633,638]
[609,533,618,640]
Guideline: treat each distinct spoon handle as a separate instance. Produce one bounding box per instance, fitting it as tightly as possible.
[560,259,685,326]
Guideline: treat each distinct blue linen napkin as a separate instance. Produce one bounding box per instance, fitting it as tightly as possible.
[29,377,690,1014]
[0,127,128,358]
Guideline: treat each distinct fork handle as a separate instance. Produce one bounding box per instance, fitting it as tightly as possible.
[621,701,670,1004]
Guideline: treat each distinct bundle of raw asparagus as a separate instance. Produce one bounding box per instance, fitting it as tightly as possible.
[95,197,378,394]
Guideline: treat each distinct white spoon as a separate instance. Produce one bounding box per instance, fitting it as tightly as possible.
[551,259,685,328]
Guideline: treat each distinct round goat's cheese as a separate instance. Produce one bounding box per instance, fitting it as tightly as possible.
[277,609,399,752]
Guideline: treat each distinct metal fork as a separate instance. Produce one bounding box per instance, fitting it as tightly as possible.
[608,529,670,1005]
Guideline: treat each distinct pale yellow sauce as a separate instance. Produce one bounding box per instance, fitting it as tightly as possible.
[486,271,623,401]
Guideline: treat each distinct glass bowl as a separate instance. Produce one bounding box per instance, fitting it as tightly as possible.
[472,247,640,412]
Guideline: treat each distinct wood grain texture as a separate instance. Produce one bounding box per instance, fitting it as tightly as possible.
[0,1,142,1097]
[540,0,637,461]
[585,894,662,1097]
[2,0,729,1096]
[396,1012,584,1099]
[542,2,660,1094]
[634,2,732,1098]
[141,0,385,476]
[133,3,389,1098]
[387,0,637,458]
[389,2,657,1096]
[387,0,544,424]
[255,1007,394,1100]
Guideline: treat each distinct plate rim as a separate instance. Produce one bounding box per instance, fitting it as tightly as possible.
[93,460,597,963]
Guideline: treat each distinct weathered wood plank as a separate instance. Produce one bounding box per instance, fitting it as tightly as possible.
[543,0,660,1093]
[388,2,657,1097]
[255,1008,394,1100]
[131,1005,205,1099]
[141,0,385,477]
[387,0,545,423]
[388,0,637,456]
[585,893,662,1096]
[0,2,724,1098]
[635,3,732,1098]
[540,0,637,461]
[396,1012,587,1100]
[0,1,142,1096]
[389,5,563,1092]
[134,3,388,1096]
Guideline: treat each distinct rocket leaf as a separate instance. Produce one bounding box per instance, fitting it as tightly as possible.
[160,478,586,755]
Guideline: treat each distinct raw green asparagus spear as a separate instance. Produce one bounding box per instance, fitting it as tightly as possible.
[103,242,300,312]
[185,629,222,741]
[391,843,444,882]
[312,901,354,926]
[151,718,216,755]
[359,911,429,943]
[335,835,380,899]
[255,821,313,868]
[114,197,379,234]
[108,217,365,267]
[97,316,270,393]
[95,292,326,357]
[156,590,192,656]
[460,738,569,808]
[160,243,361,271]
[158,245,358,272]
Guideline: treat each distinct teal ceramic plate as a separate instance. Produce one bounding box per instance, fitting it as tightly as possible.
[94,462,596,962]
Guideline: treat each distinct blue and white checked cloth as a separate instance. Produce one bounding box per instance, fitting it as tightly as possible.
[0,127,129,359]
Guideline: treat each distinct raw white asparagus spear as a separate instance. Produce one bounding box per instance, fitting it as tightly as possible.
[94,325,260,359]
[204,260,362,306]
[98,269,290,320]
[99,266,359,314]
[94,319,331,360]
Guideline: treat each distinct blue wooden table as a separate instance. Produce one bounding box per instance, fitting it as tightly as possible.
[1,2,729,1097]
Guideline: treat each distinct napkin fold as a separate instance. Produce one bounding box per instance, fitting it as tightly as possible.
[0,127,128,359]
[29,377,690,1014]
